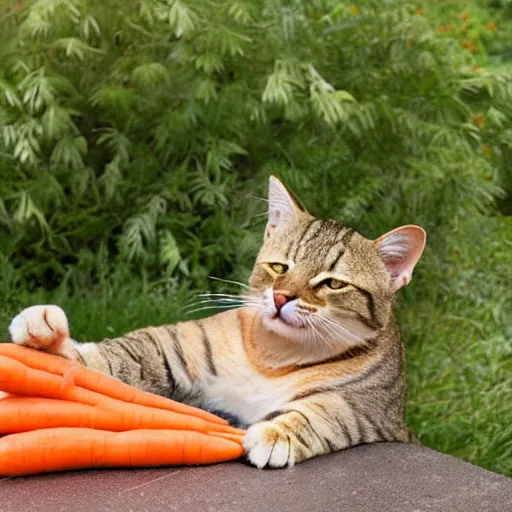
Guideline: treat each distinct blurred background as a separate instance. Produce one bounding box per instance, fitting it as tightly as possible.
[0,0,511,475]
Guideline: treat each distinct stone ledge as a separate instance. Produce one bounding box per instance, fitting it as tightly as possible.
[1,442,511,512]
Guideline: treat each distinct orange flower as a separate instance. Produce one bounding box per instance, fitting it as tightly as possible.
[462,12,468,22]
[349,5,360,15]
[486,23,497,31]
[437,25,456,34]
[415,9,424,15]
[471,66,481,72]
[481,145,491,155]
[462,40,477,53]
[472,113,485,129]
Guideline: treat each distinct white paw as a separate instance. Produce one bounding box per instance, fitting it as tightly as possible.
[9,305,70,350]
[244,421,295,469]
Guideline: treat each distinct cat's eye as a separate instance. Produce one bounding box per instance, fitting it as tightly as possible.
[268,263,288,275]
[325,278,346,290]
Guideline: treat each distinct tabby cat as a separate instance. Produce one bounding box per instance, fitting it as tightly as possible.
[9,176,426,468]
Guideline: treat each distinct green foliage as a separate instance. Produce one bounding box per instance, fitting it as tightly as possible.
[0,0,511,475]
[417,1,512,210]
[1,0,510,288]
[420,0,512,69]
[405,216,512,476]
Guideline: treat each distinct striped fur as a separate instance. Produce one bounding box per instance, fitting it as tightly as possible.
[8,176,425,468]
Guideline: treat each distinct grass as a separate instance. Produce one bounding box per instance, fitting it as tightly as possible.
[1,216,511,477]
[403,215,512,476]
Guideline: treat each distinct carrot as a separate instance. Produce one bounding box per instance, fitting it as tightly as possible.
[0,397,244,439]
[0,343,227,425]
[207,431,246,446]
[0,427,245,476]
[0,356,245,437]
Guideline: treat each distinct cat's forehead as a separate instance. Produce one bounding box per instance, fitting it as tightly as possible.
[263,217,364,270]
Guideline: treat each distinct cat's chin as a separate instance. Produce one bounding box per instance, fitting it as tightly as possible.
[261,315,312,343]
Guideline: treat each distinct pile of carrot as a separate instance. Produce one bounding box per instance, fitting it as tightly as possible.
[0,344,245,477]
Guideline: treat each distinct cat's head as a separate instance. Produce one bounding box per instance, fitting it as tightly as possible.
[248,176,426,350]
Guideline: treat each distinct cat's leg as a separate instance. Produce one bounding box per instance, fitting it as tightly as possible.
[8,305,206,401]
[244,393,408,468]
[8,305,81,361]
[244,408,336,469]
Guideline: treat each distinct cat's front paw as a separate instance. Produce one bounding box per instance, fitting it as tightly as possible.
[244,421,295,469]
[9,305,70,351]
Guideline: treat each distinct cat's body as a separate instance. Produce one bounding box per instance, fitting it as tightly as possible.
[9,176,426,468]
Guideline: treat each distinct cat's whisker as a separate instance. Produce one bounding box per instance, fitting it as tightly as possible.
[319,321,352,344]
[189,297,250,304]
[180,293,264,315]
[305,316,320,345]
[302,314,330,349]
[184,304,249,316]
[189,297,261,308]
[197,293,247,298]
[195,293,259,302]
[315,316,349,345]
[319,315,367,345]
[247,195,269,203]
[207,276,257,291]
[316,321,336,349]
[184,291,261,308]
[182,299,248,311]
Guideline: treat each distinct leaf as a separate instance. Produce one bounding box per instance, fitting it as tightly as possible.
[168,1,197,38]
[18,69,54,114]
[308,65,349,126]
[195,54,224,74]
[121,196,168,262]
[13,192,50,234]
[196,78,218,104]
[50,136,87,170]
[98,159,122,201]
[159,230,181,274]
[82,15,101,40]
[42,105,76,138]
[227,2,252,24]
[51,38,105,60]
[262,70,294,106]
[132,63,169,87]
[333,90,356,102]
[97,128,131,164]
[0,78,22,108]
[0,199,13,231]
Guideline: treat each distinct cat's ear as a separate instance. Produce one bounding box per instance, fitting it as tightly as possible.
[266,176,307,233]
[374,225,426,291]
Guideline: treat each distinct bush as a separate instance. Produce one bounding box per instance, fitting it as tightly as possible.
[1,0,511,290]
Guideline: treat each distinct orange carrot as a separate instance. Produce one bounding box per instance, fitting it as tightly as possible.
[0,344,226,425]
[0,427,245,476]
[0,397,243,440]
[208,431,246,446]
[0,356,244,437]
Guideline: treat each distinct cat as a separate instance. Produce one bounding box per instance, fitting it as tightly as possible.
[8,176,426,468]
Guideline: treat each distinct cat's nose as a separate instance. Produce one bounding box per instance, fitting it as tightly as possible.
[273,293,295,312]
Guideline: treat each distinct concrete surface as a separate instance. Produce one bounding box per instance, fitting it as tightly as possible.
[1,442,511,512]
